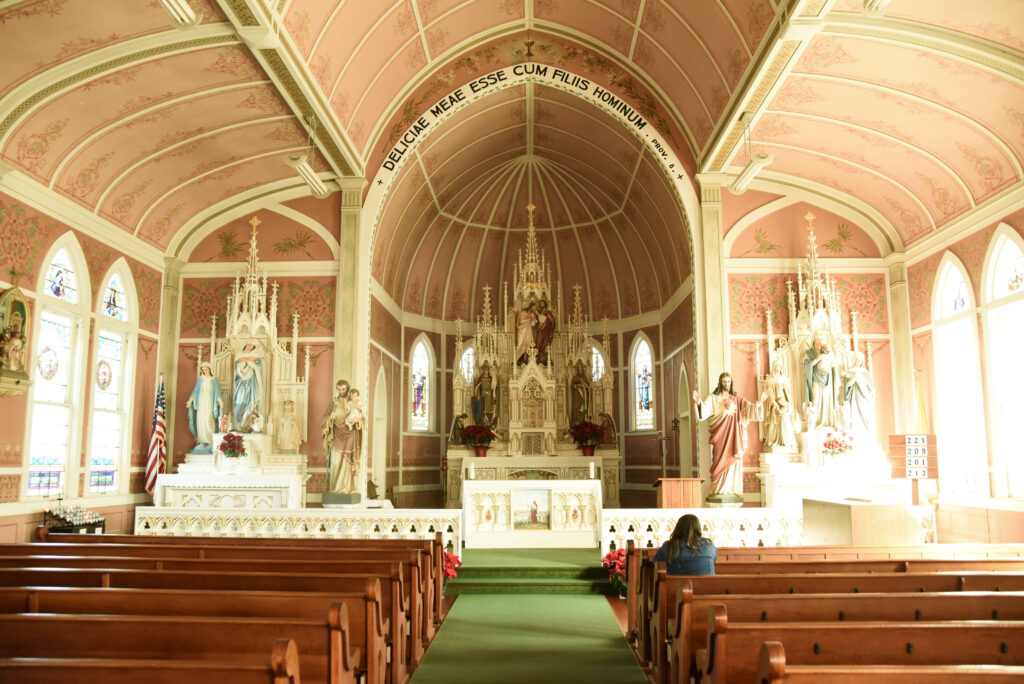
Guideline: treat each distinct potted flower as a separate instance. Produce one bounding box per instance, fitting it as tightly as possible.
[601,547,627,597]
[442,550,462,598]
[219,432,246,469]
[569,420,604,456]
[463,423,498,457]
[822,430,854,458]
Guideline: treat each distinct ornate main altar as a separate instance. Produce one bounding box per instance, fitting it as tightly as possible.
[445,205,621,509]
[755,214,899,508]
[154,218,312,509]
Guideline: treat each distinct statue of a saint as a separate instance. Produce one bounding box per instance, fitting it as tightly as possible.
[693,372,764,496]
[801,333,839,430]
[322,379,363,494]
[535,299,556,364]
[515,301,539,365]
[568,361,591,426]
[185,362,223,451]
[840,351,876,436]
[472,365,496,425]
[762,361,797,450]
[276,399,302,452]
[233,342,263,431]
[448,413,468,445]
[597,411,617,445]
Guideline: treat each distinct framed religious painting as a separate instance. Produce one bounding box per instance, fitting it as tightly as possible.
[0,287,31,396]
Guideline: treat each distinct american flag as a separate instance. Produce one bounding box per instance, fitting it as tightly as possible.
[144,377,167,494]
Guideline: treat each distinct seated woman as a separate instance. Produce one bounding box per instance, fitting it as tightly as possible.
[653,514,717,575]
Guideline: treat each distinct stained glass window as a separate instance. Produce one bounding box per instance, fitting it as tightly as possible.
[89,330,125,493]
[989,236,1024,301]
[44,249,78,304]
[592,345,605,382]
[102,273,128,321]
[28,311,75,496]
[633,338,654,430]
[460,346,474,383]
[937,262,970,319]
[410,341,430,431]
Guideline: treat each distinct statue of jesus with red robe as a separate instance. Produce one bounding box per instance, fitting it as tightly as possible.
[693,372,764,497]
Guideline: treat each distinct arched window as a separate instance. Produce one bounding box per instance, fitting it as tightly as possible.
[27,239,90,497]
[983,228,1024,497]
[631,336,654,430]
[591,344,605,382]
[88,264,137,494]
[459,345,475,383]
[932,255,989,498]
[410,339,431,431]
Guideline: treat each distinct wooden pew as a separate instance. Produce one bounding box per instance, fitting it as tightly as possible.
[0,552,428,666]
[756,640,1024,683]
[697,606,1024,684]
[13,540,439,642]
[0,612,357,684]
[36,527,447,628]
[662,580,1024,684]
[0,639,302,684]
[0,567,408,684]
[0,583,388,684]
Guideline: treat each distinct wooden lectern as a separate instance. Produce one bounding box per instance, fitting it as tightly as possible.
[653,478,704,508]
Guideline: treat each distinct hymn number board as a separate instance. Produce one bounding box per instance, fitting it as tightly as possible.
[888,434,938,504]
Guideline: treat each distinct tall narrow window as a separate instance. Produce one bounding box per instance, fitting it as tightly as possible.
[89,268,136,495]
[28,310,76,496]
[410,340,430,431]
[44,249,78,304]
[591,344,605,382]
[632,337,654,430]
[460,346,475,383]
[933,257,988,497]
[985,231,1024,497]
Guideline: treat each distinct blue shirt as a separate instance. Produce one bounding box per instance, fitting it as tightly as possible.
[653,538,717,575]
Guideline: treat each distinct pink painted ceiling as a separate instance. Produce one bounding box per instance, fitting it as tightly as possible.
[372,83,690,321]
[0,0,1020,276]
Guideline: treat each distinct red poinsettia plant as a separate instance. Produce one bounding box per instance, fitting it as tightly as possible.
[569,420,604,446]
[219,432,246,458]
[442,551,462,579]
[601,547,627,595]
[822,430,854,458]
[463,424,498,447]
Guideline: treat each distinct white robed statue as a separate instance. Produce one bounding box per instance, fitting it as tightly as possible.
[185,362,223,452]
[840,351,876,436]
[233,343,264,431]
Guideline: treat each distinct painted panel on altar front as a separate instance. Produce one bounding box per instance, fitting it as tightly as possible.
[512,489,550,529]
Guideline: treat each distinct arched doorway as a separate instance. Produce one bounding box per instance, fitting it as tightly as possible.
[677,367,692,477]
[372,367,387,499]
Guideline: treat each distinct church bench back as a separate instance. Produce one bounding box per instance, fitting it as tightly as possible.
[34,530,445,632]
[698,607,1024,684]
[0,554,426,669]
[0,641,302,684]
[663,584,1024,684]
[756,641,1024,684]
[714,559,1024,574]
[0,583,388,684]
[0,612,349,684]
[0,566,410,684]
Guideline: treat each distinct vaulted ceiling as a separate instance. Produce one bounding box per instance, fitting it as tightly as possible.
[0,0,1022,320]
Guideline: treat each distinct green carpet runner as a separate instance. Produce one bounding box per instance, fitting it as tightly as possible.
[410,549,647,684]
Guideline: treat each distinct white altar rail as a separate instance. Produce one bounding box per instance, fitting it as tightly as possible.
[134,507,461,552]
[601,508,804,553]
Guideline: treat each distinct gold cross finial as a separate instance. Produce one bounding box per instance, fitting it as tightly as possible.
[526,202,535,217]
[804,212,816,231]
[248,215,261,237]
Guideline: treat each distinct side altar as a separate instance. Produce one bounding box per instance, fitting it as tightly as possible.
[154,218,311,509]
[444,204,621,509]
[754,214,901,508]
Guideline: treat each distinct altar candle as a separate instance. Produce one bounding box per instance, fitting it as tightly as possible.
[589,462,595,479]
[468,463,475,480]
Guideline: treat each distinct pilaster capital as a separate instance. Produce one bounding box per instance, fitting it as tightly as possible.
[885,253,908,286]
[0,159,14,182]
[695,173,729,204]
[338,177,367,211]
[163,256,186,283]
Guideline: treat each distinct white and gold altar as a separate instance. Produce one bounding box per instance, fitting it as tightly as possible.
[152,220,312,509]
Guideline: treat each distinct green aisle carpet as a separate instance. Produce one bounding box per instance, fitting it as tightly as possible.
[410,549,647,684]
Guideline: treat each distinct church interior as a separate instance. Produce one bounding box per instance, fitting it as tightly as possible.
[0,0,1023,680]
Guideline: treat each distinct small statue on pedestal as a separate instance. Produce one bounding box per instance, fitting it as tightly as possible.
[693,372,765,499]
[762,361,797,450]
[276,399,302,452]
[185,362,223,453]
